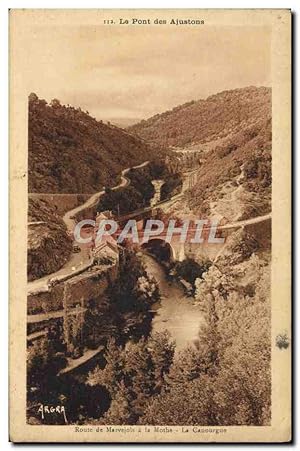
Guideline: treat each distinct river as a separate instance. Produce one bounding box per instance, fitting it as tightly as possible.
[142,254,204,351]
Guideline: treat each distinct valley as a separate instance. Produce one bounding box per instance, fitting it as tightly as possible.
[27,86,272,426]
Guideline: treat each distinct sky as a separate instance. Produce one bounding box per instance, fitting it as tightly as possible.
[24,25,271,124]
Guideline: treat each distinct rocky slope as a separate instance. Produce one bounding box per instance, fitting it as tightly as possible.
[28,198,73,281]
[28,94,161,194]
[129,87,272,219]
[187,114,272,218]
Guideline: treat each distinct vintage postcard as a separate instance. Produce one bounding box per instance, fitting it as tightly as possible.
[9,9,291,443]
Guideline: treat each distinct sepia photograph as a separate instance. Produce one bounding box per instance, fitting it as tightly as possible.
[9,8,291,443]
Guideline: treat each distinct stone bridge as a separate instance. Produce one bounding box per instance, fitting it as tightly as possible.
[27,146,270,375]
[135,213,271,264]
[26,160,202,374]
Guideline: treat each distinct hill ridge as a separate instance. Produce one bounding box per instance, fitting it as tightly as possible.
[28,94,161,194]
[128,86,271,149]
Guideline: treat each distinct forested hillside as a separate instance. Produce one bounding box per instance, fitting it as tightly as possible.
[28,94,161,194]
[128,87,271,149]
[132,87,272,219]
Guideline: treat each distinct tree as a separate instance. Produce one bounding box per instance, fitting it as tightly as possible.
[87,338,125,397]
[103,381,131,424]
[28,92,38,102]
[50,98,61,107]
[147,331,175,391]
[173,258,211,288]
[109,250,158,313]
[87,332,175,424]
[140,257,271,426]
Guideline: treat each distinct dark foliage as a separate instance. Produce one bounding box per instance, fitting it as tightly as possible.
[28,94,161,193]
[160,173,183,200]
[172,258,211,286]
[97,185,144,216]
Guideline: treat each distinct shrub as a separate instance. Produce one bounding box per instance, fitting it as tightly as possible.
[172,258,211,287]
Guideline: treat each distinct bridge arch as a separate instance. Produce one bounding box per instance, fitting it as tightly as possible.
[141,238,176,263]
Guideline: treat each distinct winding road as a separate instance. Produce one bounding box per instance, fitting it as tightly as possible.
[28,160,271,294]
[28,160,149,293]
[63,160,149,229]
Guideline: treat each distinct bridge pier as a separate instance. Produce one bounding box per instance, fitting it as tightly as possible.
[177,243,186,261]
